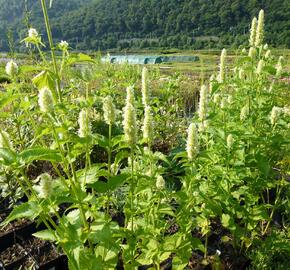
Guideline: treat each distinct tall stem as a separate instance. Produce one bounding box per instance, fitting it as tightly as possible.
[106,124,112,215]
[130,146,135,262]
[40,0,61,101]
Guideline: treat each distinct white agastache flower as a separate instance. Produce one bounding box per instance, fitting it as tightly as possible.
[263,44,268,50]
[123,87,137,146]
[276,56,283,76]
[209,75,215,81]
[126,86,135,106]
[255,10,264,47]
[218,49,226,83]
[141,67,150,106]
[265,50,271,59]
[0,131,14,150]
[5,60,18,77]
[103,96,116,125]
[256,60,264,75]
[209,82,213,94]
[270,106,282,125]
[240,106,249,121]
[213,93,221,104]
[142,106,153,143]
[186,123,199,160]
[249,17,257,46]
[156,175,165,190]
[28,28,39,39]
[36,173,52,199]
[78,109,91,137]
[248,47,256,58]
[242,48,247,54]
[227,134,234,150]
[198,85,208,122]
[59,40,69,51]
[38,87,54,113]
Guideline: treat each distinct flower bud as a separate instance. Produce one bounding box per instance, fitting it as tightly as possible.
[218,49,227,83]
[276,56,283,76]
[156,175,165,190]
[265,50,271,59]
[238,68,244,79]
[5,60,18,77]
[38,87,54,113]
[28,28,39,39]
[240,106,249,121]
[256,60,264,75]
[213,93,221,104]
[59,40,69,51]
[227,134,234,150]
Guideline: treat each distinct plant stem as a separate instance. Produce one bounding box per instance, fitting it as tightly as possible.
[204,232,208,259]
[130,146,135,262]
[40,0,61,101]
[107,124,112,215]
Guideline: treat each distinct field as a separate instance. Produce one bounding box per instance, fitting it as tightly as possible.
[0,6,290,270]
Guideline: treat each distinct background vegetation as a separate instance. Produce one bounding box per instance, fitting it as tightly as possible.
[0,0,289,52]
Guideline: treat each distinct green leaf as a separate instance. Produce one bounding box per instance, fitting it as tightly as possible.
[0,148,17,165]
[32,70,55,91]
[90,173,130,193]
[0,93,20,110]
[67,53,95,66]
[33,229,56,241]
[221,213,236,231]
[1,201,42,226]
[19,148,62,164]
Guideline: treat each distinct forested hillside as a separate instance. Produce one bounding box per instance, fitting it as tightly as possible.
[0,0,289,51]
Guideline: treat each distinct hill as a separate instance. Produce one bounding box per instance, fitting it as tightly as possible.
[0,0,289,51]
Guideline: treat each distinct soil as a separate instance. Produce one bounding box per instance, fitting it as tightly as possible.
[0,244,25,265]
[19,256,37,270]
[35,243,61,266]
[0,218,32,236]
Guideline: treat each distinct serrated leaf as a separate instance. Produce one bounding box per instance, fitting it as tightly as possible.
[1,201,42,226]
[19,148,62,164]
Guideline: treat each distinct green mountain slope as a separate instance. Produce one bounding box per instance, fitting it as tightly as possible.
[0,0,289,51]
